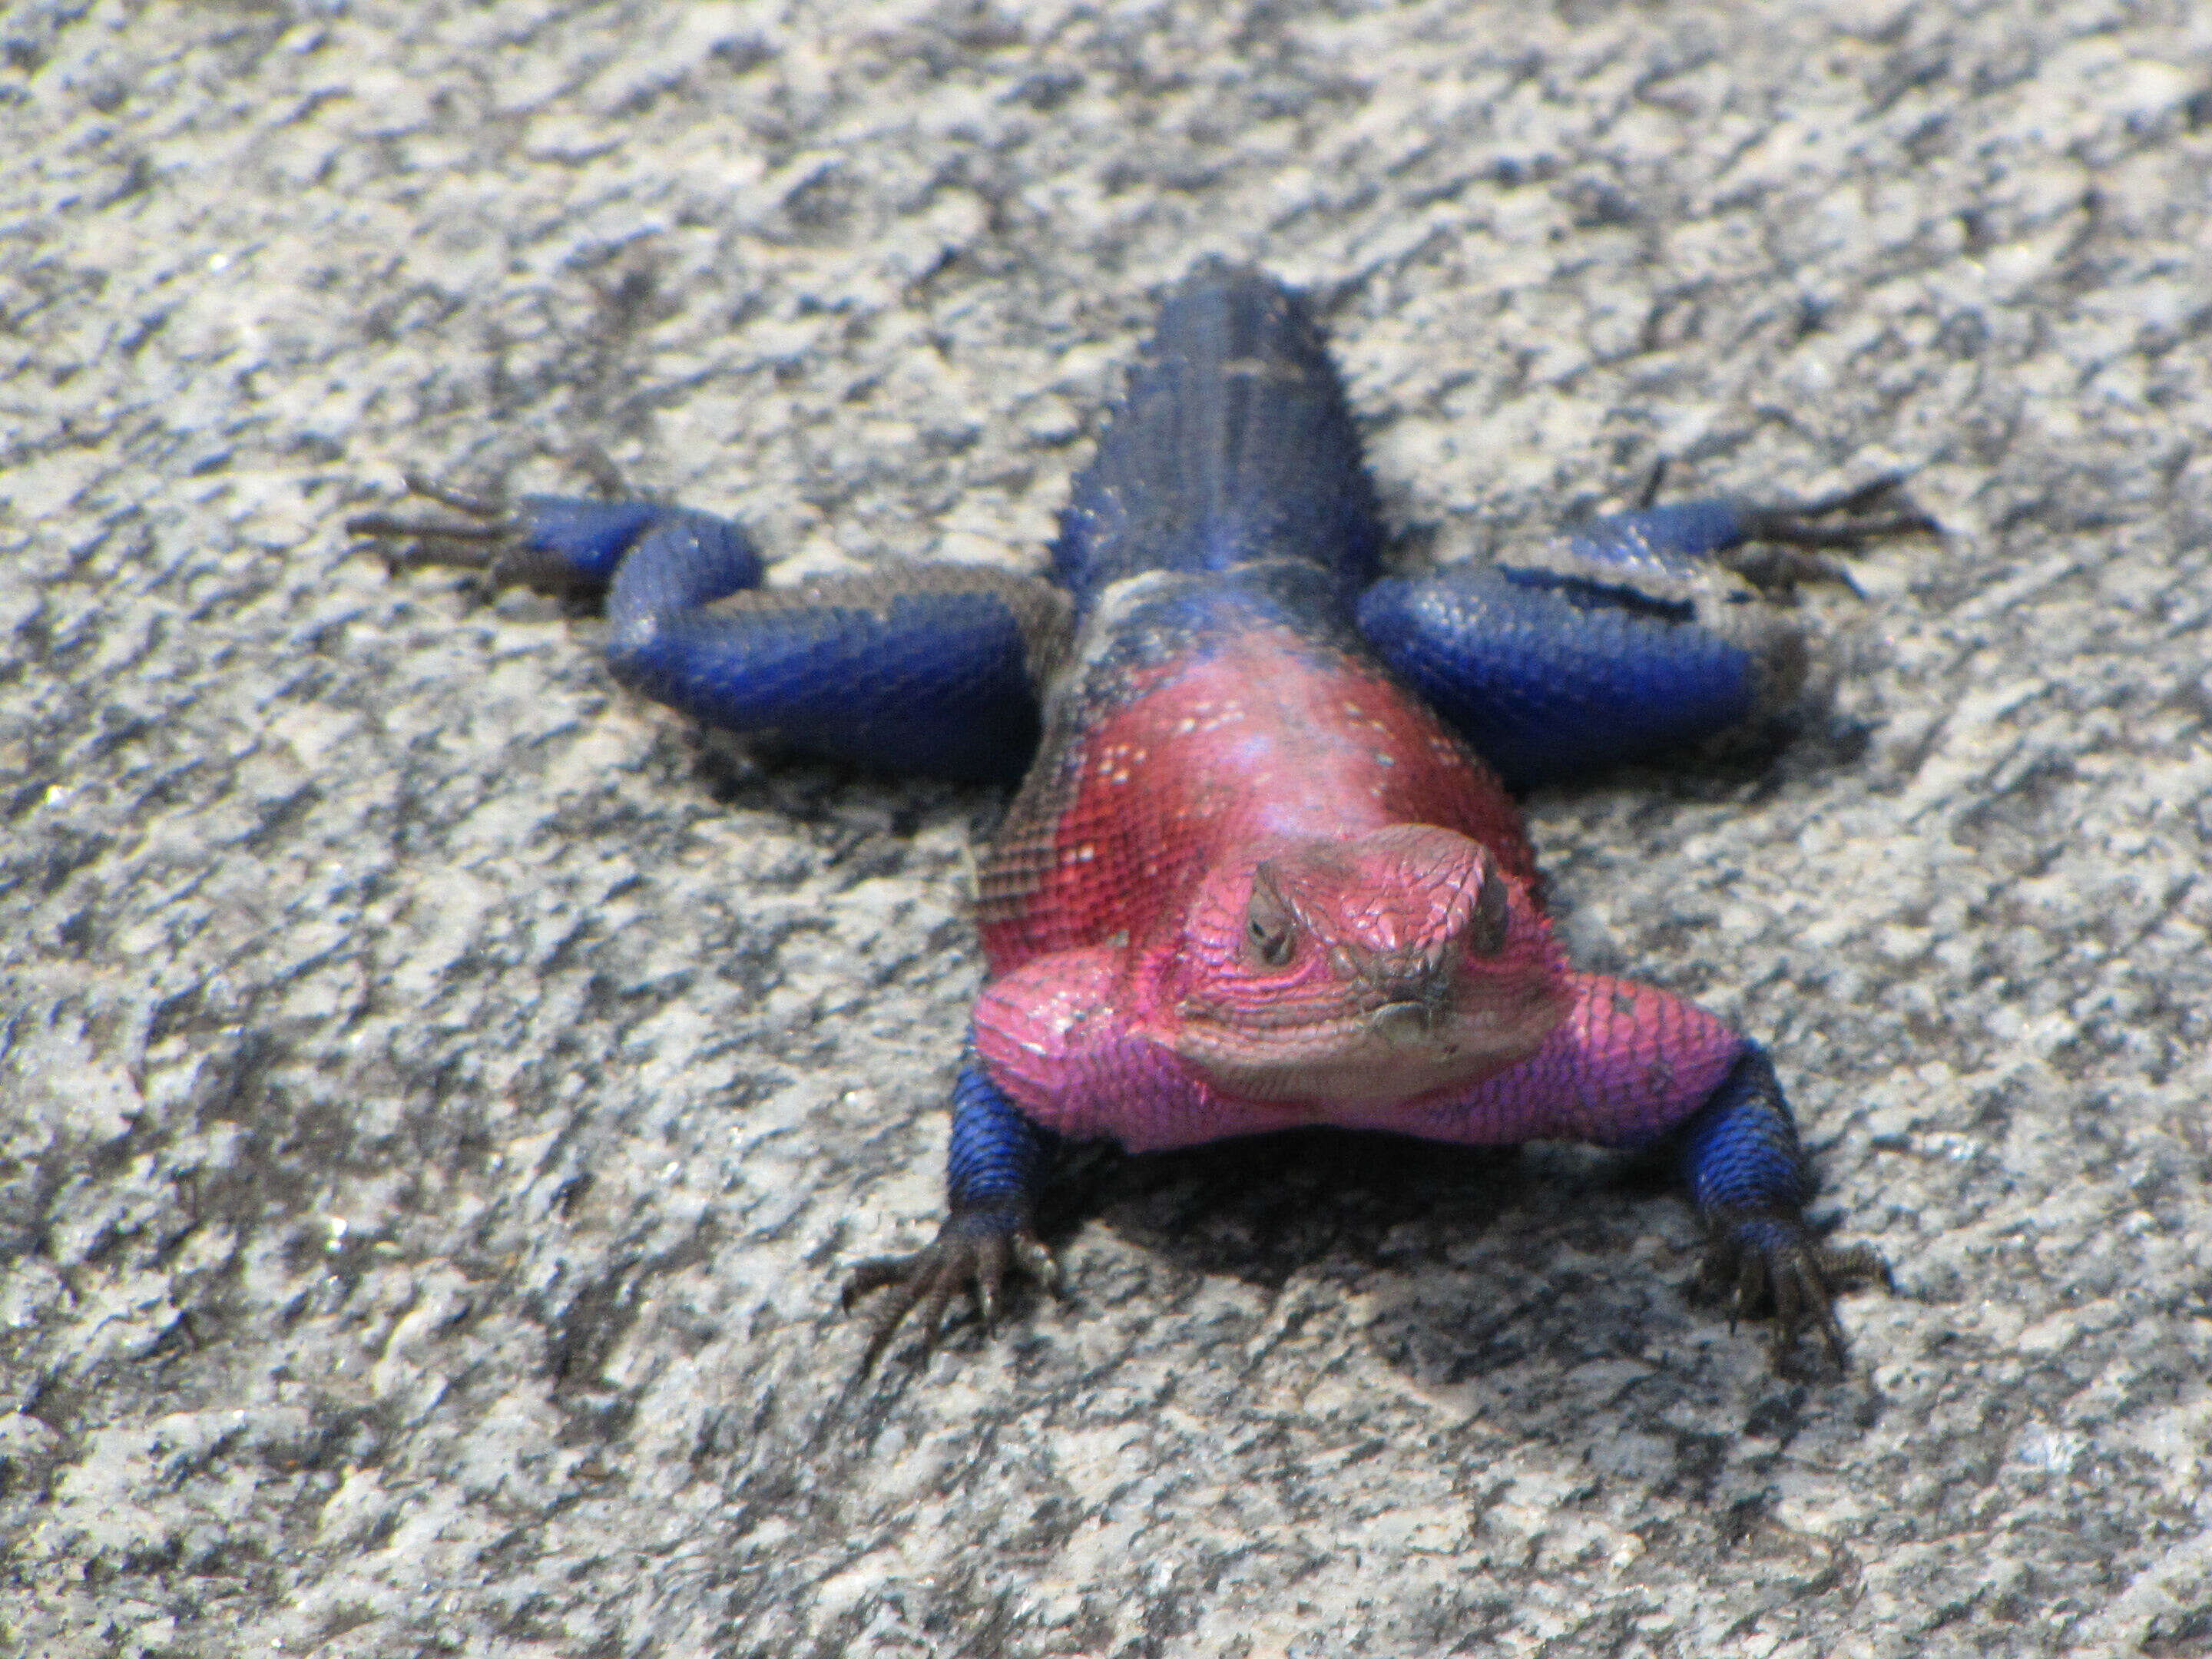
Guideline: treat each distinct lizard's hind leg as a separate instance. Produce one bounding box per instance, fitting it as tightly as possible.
[353,478,1069,783]
[1356,478,1938,788]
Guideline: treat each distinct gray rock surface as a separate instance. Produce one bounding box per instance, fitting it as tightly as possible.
[5,2,2210,1654]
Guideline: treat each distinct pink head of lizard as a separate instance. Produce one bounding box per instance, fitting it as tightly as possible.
[1154,823,1569,1109]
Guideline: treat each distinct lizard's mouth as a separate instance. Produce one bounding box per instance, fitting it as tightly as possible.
[1359,957,1456,1041]
[1171,981,1564,1108]
[1369,999,1439,1041]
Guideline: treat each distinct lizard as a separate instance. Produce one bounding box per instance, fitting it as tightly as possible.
[351,263,1934,1375]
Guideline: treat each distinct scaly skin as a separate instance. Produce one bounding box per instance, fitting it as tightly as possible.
[967,603,1750,1153]
[972,624,1574,1138]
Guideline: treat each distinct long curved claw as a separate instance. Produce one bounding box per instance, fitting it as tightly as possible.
[1740,474,1944,547]
[1700,1209,1890,1374]
[400,469,505,518]
[842,1214,1058,1375]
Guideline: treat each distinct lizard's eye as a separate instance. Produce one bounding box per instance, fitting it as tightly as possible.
[1244,869,1298,969]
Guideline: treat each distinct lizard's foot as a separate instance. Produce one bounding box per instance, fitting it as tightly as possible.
[1699,1207,1892,1374]
[1723,475,1942,594]
[346,466,637,598]
[841,1207,1059,1373]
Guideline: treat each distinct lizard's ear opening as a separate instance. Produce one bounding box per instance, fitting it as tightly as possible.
[1466,859,1510,957]
[1243,863,1299,969]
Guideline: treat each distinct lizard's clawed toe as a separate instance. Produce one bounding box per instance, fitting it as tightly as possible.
[843,1215,1058,1375]
[1726,475,1942,581]
[346,468,631,598]
[1700,1208,1890,1375]
[346,472,523,578]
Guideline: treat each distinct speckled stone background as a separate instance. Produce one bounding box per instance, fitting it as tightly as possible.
[4,2,2210,1654]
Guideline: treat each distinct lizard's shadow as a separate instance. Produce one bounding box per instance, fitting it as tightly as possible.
[1053,1129,1710,1387]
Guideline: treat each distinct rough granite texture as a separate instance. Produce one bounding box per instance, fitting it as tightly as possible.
[3,2,2210,1655]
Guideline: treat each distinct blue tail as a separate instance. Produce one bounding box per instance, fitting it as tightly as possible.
[1052,265,1383,617]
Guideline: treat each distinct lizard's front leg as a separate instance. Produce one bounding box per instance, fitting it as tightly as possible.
[1673,1045,1891,1367]
[1408,973,1889,1372]
[1357,478,1939,787]
[843,1058,1061,1369]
